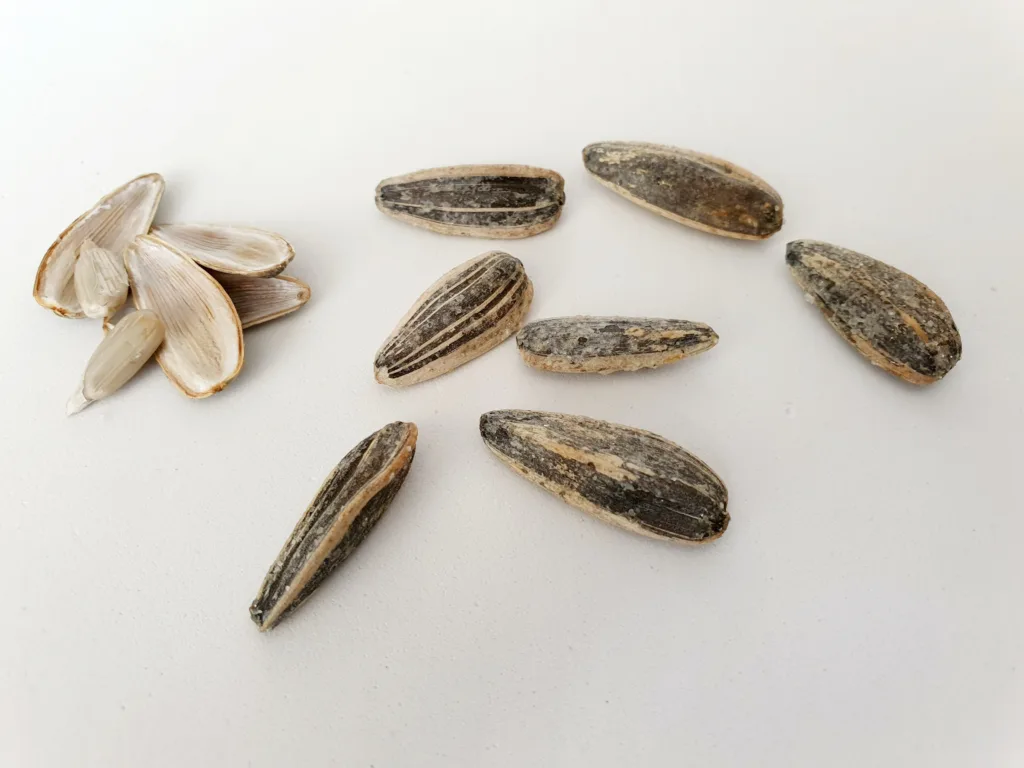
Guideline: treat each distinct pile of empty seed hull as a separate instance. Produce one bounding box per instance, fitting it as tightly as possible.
[33,142,962,632]
[33,173,310,413]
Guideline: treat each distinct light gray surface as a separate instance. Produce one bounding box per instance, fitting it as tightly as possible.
[2,1,1022,766]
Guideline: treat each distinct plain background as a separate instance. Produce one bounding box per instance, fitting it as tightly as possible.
[2,1,1022,766]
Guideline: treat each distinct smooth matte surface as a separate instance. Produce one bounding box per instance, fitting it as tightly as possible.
[2,2,1022,766]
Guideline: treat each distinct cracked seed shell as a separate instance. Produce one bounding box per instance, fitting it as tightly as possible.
[34,173,164,317]
[215,273,311,329]
[124,235,244,398]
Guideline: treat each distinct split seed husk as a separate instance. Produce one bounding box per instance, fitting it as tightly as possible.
[374,251,533,387]
[215,273,311,329]
[150,224,295,277]
[517,316,718,374]
[67,310,165,415]
[124,235,244,398]
[582,142,783,240]
[250,421,418,631]
[786,239,962,385]
[34,173,164,317]
[73,239,129,320]
[375,165,565,238]
[480,410,729,543]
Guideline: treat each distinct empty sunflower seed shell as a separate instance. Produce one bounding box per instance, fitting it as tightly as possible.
[151,224,295,277]
[124,235,244,398]
[216,273,311,329]
[73,239,129,320]
[374,251,533,387]
[67,310,165,415]
[786,239,962,385]
[480,410,729,543]
[582,142,783,240]
[375,165,565,238]
[34,173,164,317]
[517,316,718,374]
[250,421,418,631]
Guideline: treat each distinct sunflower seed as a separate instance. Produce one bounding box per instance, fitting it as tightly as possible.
[374,251,533,387]
[582,142,783,240]
[250,421,418,631]
[517,316,718,374]
[73,239,129,320]
[34,173,164,317]
[375,165,565,238]
[216,273,311,329]
[67,310,164,415]
[124,235,244,398]
[151,224,294,277]
[480,410,728,543]
[786,240,962,385]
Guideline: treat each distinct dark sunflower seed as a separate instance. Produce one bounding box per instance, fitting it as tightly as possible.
[375,164,565,238]
[374,251,533,387]
[249,421,418,631]
[479,410,728,543]
[786,239,962,385]
[582,141,783,240]
[517,316,718,374]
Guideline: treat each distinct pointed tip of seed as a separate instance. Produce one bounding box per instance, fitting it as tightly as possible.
[785,240,803,266]
[80,303,109,320]
[479,410,505,439]
[373,365,403,388]
[249,603,271,631]
[66,387,91,416]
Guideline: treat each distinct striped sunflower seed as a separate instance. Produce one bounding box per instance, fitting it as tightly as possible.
[517,316,718,374]
[786,239,962,385]
[374,251,533,387]
[480,410,728,543]
[582,141,783,240]
[375,165,565,238]
[250,421,418,631]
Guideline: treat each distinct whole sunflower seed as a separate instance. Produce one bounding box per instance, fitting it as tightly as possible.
[34,173,164,317]
[582,142,783,240]
[517,316,718,374]
[250,421,418,631]
[375,165,565,238]
[67,310,165,415]
[215,273,311,329]
[786,239,962,385]
[374,251,533,387]
[480,410,728,543]
[73,239,129,320]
